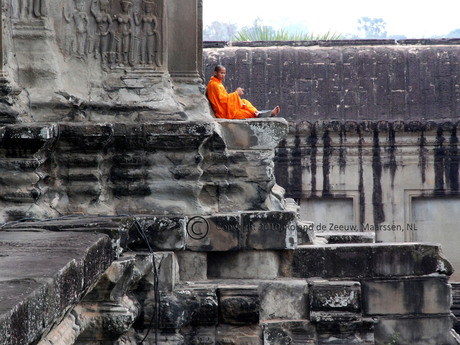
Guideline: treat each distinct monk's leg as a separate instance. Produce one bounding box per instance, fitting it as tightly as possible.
[232,99,257,119]
[241,99,258,114]
[233,109,257,119]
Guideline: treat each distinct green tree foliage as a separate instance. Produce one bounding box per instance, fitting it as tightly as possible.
[357,17,387,39]
[203,21,238,41]
[233,19,341,41]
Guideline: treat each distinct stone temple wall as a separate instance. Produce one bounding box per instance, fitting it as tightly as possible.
[204,40,460,123]
[203,41,460,281]
[0,6,459,344]
[2,0,208,123]
[2,216,458,345]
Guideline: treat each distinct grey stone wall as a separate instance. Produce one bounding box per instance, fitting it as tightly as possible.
[276,121,460,280]
[204,42,460,283]
[203,41,460,123]
[1,0,209,123]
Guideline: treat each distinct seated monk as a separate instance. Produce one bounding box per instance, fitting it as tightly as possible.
[207,65,280,119]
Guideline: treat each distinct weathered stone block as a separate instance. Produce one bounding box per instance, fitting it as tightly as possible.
[83,255,136,302]
[218,286,259,325]
[155,332,185,345]
[309,280,361,313]
[186,214,240,251]
[182,327,216,345]
[241,211,297,250]
[130,216,186,251]
[259,280,309,320]
[159,289,218,330]
[317,328,375,345]
[262,320,316,345]
[287,243,453,279]
[217,182,275,214]
[0,230,114,345]
[317,232,375,244]
[207,251,280,279]
[362,276,452,316]
[5,216,132,259]
[371,243,453,277]
[374,315,459,345]
[176,251,207,282]
[154,252,179,292]
[225,150,275,182]
[216,325,262,345]
[297,221,315,245]
[76,295,140,341]
[215,119,288,150]
[314,317,375,345]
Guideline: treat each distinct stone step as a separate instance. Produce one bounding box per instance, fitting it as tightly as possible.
[159,278,310,331]
[3,211,303,254]
[285,243,453,279]
[0,229,114,345]
[315,231,375,244]
[132,211,299,252]
[160,278,367,328]
[451,283,460,334]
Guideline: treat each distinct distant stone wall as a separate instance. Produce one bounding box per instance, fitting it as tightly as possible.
[203,40,460,123]
[204,42,460,283]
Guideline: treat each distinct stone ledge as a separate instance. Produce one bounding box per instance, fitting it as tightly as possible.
[2,216,132,258]
[4,211,300,254]
[362,276,452,316]
[214,118,289,150]
[204,38,460,49]
[374,314,460,345]
[0,229,114,345]
[132,211,298,252]
[286,243,453,279]
[261,320,316,345]
[316,231,375,244]
[290,120,460,134]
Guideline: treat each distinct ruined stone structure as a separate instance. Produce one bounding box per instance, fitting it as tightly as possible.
[0,1,459,344]
[204,41,460,280]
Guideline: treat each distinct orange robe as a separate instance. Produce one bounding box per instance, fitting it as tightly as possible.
[206,76,257,119]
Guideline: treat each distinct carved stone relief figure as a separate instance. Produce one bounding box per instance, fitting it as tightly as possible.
[32,0,45,17]
[134,0,160,67]
[113,0,134,65]
[90,0,113,63]
[13,0,46,18]
[64,0,90,56]
[58,0,163,68]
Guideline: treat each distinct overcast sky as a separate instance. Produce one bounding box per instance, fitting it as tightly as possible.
[203,0,460,38]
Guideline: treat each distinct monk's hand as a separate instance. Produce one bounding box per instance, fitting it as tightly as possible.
[236,87,244,96]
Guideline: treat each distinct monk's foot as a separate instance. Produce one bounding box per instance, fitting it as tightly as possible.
[270,106,280,117]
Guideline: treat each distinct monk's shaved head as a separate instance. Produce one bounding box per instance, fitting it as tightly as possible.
[214,65,226,81]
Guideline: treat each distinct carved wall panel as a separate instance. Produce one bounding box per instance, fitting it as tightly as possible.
[59,0,164,68]
[10,0,165,69]
[11,0,46,19]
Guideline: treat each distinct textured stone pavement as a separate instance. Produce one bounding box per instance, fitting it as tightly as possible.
[0,228,114,345]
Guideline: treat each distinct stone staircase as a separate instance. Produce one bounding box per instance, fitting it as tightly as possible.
[4,214,460,345]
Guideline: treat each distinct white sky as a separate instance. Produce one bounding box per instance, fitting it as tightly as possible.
[203,0,460,38]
